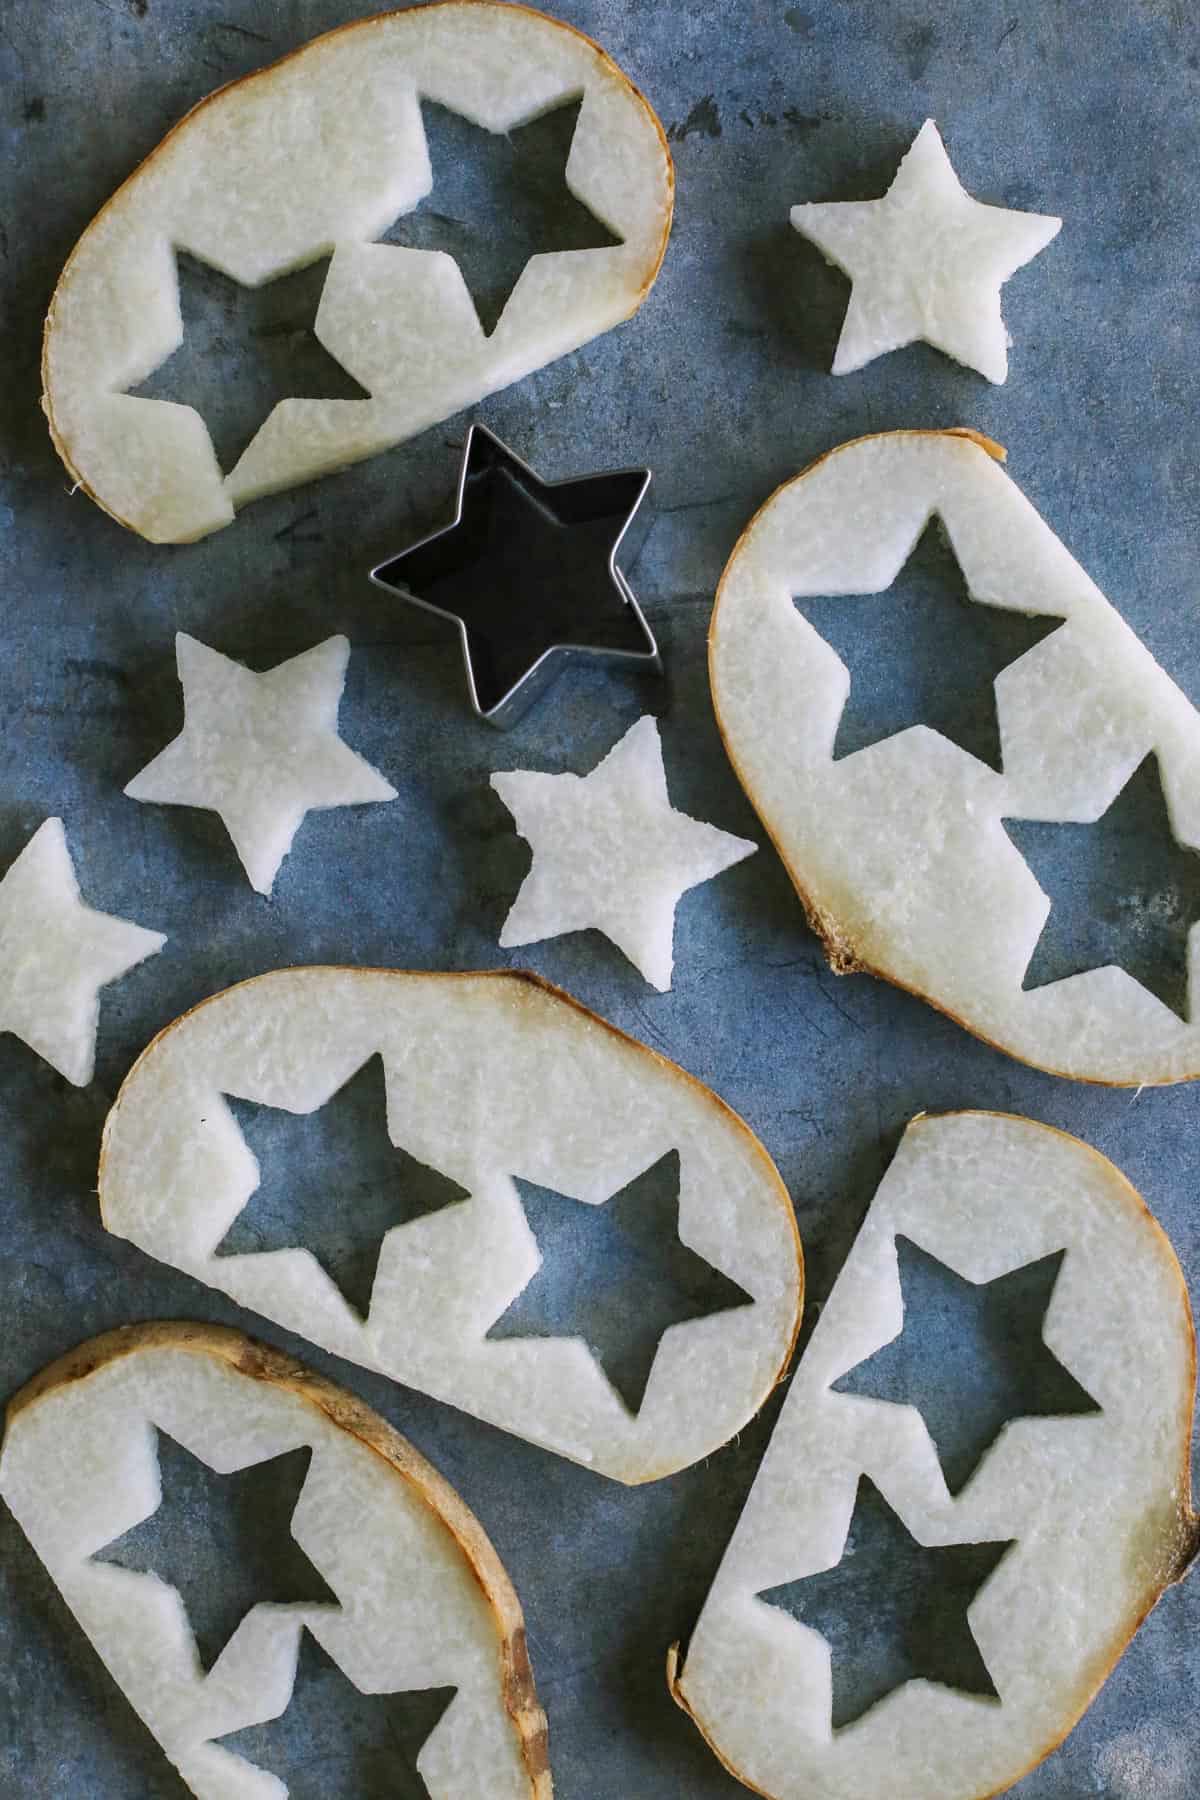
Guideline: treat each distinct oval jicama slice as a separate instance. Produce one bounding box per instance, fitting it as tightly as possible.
[43,0,673,543]
[709,428,1200,1084]
[670,1111,1199,1800]
[0,1322,551,1798]
[98,968,803,1484]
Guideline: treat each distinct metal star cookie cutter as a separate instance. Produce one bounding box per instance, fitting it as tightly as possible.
[369,423,662,729]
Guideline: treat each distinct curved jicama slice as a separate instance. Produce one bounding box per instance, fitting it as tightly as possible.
[42,0,672,543]
[670,1112,1199,1800]
[0,1322,550,1798]
[98,968,803,1484]
[710,428,1200,1084]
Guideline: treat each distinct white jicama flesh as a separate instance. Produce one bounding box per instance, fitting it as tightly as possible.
[670,1111,1199,1800]
[710,429,1200,1084]
[0,1323,551,1798]
[98,968,803,1484]
[42,1,673,544]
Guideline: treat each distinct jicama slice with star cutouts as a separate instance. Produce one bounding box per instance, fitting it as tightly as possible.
[669,1111,1200,1800]
[710,428,1200,1083]
[0,1323,551,1798]
[97,968,802,1484]
[42,1,673,542]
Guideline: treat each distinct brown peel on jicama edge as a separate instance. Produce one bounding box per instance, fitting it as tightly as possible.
[669,1111,1200,1800]
[1,1322,553,1798]
[43,0,673,543]
[97,967,803,1485]
[709,429,1200,1084]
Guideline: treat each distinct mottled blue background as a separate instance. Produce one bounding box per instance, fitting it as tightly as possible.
[1,1,1199,1795]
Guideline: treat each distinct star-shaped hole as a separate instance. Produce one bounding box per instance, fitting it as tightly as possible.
[486,1149,753,1414]
[758,1476,1014,1729]
[217,1054,471,1321]
[215,1626,456,1798]
[371,425,654,720]
[1004,753,1200,1021]
[380,96,623,335]
[127,251,371,474]
[93,1431,339,1672]
[833,1236,1100,1495]
[796,518,1063,771]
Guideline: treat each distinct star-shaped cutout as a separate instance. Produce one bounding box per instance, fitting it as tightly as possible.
[94,1431,339,1672]
[370,424,660,726]
[797,518,1062,770]
[217,1053,471,1320]
[486,1149,753,1414]
[791,118,1061,381]
[491,716,756,989]
[0,817,164,1087]
[125,634,396,894]
[834,1237,1100,1495]
[759,1476,1014,1729]
[128,250,371,474]
[1005,753,1200,1020]
[379,97,623,335]
[215,1627,456,1798]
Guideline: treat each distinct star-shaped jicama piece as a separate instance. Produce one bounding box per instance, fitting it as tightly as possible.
[0,818,164,1086]
[791,118,1061,382]
[759,1476,1015,1729]
[215,1628,456,1798]
[126,634,396,895]
[491,716,756,988]
[218,1053,471,1320]
[487,1150,753,1414]
[834,1237,1100,1495]
[94,1432,339,1672]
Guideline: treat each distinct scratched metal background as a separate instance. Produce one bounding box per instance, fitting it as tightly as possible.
[1,1,1199,1795]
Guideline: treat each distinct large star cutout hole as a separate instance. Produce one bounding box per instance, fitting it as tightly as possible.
[834,1236,1100,1495]
[217,1053,471,1322]
[215,1628,456,1799]
[380,96,623,335]
[1005,753,1200,1021]
[486,1149,753,1414]
[128,252,370,474]
[759,1476,1014,1729]
[796,518,1062,771]
[93,1431,339,1672]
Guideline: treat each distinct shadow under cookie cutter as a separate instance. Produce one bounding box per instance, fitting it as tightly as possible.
[369,423,662,729]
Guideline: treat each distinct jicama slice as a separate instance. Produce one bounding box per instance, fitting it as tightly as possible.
[98,968,803,1483]
[671,1111,1198,1800]
[0,1322,551,1798]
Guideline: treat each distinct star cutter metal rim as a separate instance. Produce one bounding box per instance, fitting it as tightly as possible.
[369,422,662,729]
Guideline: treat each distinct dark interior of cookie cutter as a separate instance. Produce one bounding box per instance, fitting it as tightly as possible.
[381,95,623,336]
[375,429,653,717]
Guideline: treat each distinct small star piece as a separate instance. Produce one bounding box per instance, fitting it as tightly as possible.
[0,818,164,1087]
[218,1053,471,1320]
[94,1432,339,1671]
[487,1150,753,1413]
[370,424,659,727]
[834,1237,1100,1494]
[126,634,396,894]
[1005,753,1200,1021]
[791,119,1061,382]
[759,1476,1014,1729]
[491,715,756,989]
[215,1628,456,1798]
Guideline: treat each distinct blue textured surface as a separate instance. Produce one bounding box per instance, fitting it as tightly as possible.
[2,1,1200,1795]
